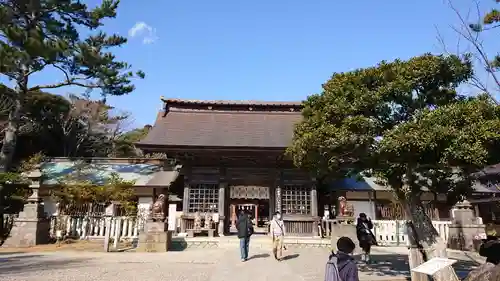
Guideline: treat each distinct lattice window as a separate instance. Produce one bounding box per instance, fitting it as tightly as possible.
[282,184,311,215]
[188,183,219,213]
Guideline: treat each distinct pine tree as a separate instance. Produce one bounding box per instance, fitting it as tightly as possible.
[0,0,144,240]
[0,0,145,172]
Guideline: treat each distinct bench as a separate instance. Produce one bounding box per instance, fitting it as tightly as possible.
[186,228,215,237]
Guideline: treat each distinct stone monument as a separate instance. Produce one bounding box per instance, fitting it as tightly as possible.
[3,169,50,247]
[447,200,486,252]
[137,193,172,252]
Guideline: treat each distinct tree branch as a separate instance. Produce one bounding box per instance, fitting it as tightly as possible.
[445,0,500,103]
[29,80,100,91]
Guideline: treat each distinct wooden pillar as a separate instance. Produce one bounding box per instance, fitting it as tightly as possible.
[311,179,319,237]
[269,182,275,218]
[231,204,236,227]
[182,183,189,213]
[181,166,191,233]
[218,167,226,236]
[161,187,168,217]
[432,193,440,220]
[372,191,378,219]
[255,204,258,224]
[310,180,318,217]
[275,170,283,213]
[368,191,376,219]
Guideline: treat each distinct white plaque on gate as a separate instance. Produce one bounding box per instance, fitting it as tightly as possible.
[168,204,177,231]
[411,257,457,276]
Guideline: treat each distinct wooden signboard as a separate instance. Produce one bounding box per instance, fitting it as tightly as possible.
[411,257,460,281]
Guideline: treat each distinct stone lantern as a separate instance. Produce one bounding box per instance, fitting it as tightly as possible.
[447,200,486,252]
[3,168,50,247]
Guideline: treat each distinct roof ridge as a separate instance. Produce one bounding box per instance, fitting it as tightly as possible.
[165,108,301,115]
[160,96,302,107]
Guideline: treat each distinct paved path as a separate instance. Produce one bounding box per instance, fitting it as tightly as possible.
[0,247,483,281]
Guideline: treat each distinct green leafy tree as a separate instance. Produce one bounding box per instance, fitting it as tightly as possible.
[53,172,137,215]
[112,125,151,157]
[1,85,119,160]
[0,0,145,172]
[287,54,500,279]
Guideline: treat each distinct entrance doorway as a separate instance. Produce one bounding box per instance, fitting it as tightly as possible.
[228,185,271,234]
[229,199,270,227]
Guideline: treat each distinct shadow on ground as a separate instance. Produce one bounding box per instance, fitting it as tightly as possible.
[282,253,300,260]
[0,254,91,275]
[356,254,479,278]
[248,253,270,260]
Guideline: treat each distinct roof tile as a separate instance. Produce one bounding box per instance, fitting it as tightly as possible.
[139,99,303,148]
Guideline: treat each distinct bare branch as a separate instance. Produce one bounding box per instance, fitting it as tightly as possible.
[440,0,500,104]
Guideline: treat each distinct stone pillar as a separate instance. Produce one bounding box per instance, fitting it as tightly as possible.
[4,169,50,247]
[448,200,486,252]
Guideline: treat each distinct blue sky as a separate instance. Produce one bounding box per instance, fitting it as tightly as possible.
[4,0,498,127]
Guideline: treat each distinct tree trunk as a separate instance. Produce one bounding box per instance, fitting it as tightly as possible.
[0,80,27,242]
[0,82,26,172]
[403,195,453,281]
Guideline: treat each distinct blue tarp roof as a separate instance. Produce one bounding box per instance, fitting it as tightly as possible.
[328,176,500,193]
[40,161,163,186]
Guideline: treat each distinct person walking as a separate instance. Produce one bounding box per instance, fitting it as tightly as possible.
[325,236,359,281]
[236,210,253,262]
[356,213,376,263]
[270,211,286,261]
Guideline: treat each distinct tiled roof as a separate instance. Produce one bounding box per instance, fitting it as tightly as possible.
[160,97,302,107]
[138,98,303,148]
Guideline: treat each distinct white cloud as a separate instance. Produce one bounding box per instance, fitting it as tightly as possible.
[128,21,158,44]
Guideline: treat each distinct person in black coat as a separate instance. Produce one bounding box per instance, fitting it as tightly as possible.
[356,213,376,263]
[236,210,254,262]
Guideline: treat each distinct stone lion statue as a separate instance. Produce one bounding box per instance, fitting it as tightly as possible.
[194,211,202,229]
[150,194,166,222]
[204,212,213,229]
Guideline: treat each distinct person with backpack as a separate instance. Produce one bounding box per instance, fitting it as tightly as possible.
[270,211,286,261]
[464,239,500,281]
[325,236,359,281]
[236,209,254,262]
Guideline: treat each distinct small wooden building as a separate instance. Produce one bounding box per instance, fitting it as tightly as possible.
[137,98,320,236]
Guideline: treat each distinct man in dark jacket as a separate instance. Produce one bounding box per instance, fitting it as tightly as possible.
[236,210,253,261]
[356,213,376,263]
[325,236,359,281]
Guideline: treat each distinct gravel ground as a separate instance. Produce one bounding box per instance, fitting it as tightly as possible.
[0,247,480,281]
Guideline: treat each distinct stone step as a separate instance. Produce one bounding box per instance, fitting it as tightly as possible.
[170,236,333,250]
